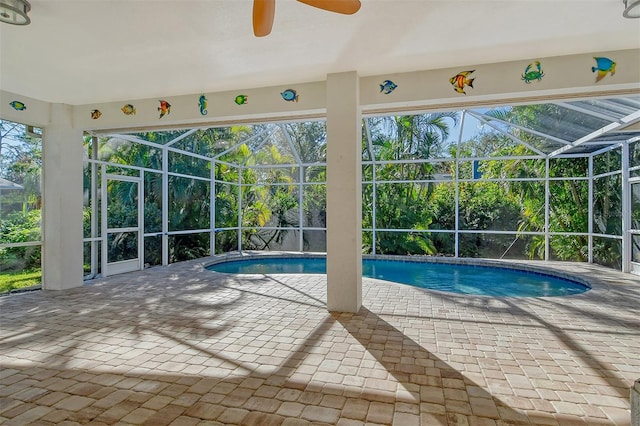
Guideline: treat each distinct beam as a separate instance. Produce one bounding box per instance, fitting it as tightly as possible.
[548,110,640,158]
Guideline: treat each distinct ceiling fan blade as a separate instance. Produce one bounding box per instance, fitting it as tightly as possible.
[297,0,361,15]
[253,0,276,37]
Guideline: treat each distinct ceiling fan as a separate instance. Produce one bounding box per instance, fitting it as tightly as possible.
[253,0,361,37]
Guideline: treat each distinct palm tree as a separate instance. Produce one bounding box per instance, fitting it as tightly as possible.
[365,113,459,255]
[369,112,459,162]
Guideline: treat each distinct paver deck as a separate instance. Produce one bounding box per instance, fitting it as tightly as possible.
[1,257,639,425]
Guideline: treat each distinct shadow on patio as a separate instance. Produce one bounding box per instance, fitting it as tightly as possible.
[1,258,637,425]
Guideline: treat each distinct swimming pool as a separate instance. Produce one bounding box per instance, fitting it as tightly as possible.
[207,256,590,297]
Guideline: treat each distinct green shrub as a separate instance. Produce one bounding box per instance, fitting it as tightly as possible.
[0,210,41,271]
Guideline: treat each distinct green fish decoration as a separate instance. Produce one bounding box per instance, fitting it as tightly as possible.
[199,95,208,115]
[9,101,26,111]
[235,95,248,105]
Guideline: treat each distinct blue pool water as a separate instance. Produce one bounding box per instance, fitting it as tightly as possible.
[207,257,589,297]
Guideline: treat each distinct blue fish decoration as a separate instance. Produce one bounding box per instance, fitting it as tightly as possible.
[9,100,26,111]
[281,89,299,102]
[592,57,616,83]
[198,95,208,115]
[380,80,398,94]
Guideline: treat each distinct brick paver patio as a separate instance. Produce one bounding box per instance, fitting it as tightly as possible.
[1,257,639,425]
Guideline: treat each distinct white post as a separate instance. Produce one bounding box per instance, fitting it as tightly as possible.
[238,165,243,252]
[162,148,169,265]
[455,111,466,258]
[588,155,594,263]
[326,71,362,313]
[632,378,640,426]
[622,142,631,273]
[101,165,107,277]
[42,104,83,290]
[138,172,144,269]
[545,157,550,261]
[211,159,216,256]
[90,137,98,277]
[299,166,304,251]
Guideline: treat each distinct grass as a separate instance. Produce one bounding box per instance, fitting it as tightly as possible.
[0,269,42,293]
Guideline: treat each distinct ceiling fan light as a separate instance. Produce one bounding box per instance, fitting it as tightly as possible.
[623,0,640,18]
[0,0,30,25]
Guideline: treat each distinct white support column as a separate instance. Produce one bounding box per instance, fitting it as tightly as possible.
[42,104,84,290]
[138,171,144,269]
[326,71,362,313]
[588,156,594,263]
[162,148,169,265]
[545,157,550,261]
[299,166,304,251]
[622,142,631,273]
[455,112,466,258]
[632,379,640,426]
[210,159,216,256]
[238,165,243,252]
[90,137,99,277]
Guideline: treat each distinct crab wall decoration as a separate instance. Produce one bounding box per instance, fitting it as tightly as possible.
[522,61,545,84]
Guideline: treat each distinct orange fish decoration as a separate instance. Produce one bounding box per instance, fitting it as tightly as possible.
[449,70,475,95]
[158,100,171,119]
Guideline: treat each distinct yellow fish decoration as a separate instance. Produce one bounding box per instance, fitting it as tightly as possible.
[158,100,171,119]
[121,104,136,115]
[449,70,475,95]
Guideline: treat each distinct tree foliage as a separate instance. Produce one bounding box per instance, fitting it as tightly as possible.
[0,121,42,274]
[1,107,629,279]
[89,111,624,267]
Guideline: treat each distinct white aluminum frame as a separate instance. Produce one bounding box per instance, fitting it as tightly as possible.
[101,170,143,277]
[79,98,638,278]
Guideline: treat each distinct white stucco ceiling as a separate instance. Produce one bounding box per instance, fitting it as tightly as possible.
[1,0,639,106]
